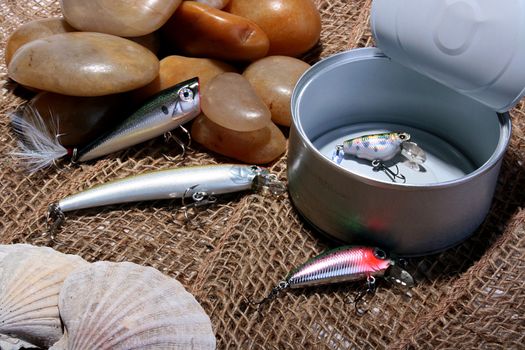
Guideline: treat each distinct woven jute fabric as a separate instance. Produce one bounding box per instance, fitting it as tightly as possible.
[1,1,524,349]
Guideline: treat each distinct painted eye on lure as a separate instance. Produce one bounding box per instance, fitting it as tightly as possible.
[179,87,194,102]
[248,246,414,315]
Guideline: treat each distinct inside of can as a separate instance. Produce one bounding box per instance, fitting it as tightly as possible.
[295,54,506,185]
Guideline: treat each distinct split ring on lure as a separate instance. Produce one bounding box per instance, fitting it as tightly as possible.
[46,164,286,237]
[249,246,414,315]
[11,78,201,172]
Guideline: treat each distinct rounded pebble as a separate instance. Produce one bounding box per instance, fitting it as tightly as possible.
[244,56,310,126]
[192,114,286,164]
[162,1,269,61]
[60,0,182,37]
[202,72,271,132]
[5,18,75,66]
[8,32,160,97]
[227,0,321,56]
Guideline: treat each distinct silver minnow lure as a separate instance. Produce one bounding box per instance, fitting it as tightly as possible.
[251,246,414,312]
[47,164,285,231]
[336,132,410,162]
[75,77,200,162]
[11,78,200,172]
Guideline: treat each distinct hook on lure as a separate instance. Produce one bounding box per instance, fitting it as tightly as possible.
[179,184,218,222]
[247,246,414,315]
[371,160,406,183]
[163,125,192,161]
[332,132,426,183]
[46,203,65,241]
[348,275,377,316]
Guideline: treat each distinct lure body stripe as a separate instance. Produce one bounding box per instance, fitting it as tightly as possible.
[343,132,408,161]
[76,78,200,162]
[58,164,258,212]
[286,246,392,288]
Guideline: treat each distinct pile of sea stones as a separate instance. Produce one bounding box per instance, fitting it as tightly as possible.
[6,0,321,164]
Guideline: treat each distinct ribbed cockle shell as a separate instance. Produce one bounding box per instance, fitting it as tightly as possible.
[50,261,216,350]
[0,244,89,348]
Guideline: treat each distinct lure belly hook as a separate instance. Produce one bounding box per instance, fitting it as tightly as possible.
[47,164,286,237]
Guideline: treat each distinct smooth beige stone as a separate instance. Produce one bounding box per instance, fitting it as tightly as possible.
[8,32,159,97]
[202,72,271,132]
[192,114,286,164]
[135,55,236,100]
[30,92,129,147]
[163,2,269,61]
[244,56,310,127]
[60,0,182,37]
[5,18,75,66]
[192,0,230,9]
[227,0,321,56]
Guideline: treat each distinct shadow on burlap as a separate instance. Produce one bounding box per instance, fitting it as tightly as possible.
[0,1,524,349]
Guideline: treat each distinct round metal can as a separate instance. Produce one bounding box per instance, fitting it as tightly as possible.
[288,48,511,256]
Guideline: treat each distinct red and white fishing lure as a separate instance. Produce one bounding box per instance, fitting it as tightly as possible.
[251,246,414,313]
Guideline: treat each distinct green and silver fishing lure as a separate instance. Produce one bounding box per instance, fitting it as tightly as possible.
[11,78,200,172]
[332,131,426,183]
[334,132,410,162]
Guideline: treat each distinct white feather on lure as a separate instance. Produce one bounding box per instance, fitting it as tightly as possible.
[10,105,68,173]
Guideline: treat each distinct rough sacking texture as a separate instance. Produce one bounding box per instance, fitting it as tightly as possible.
[1,1,524,348]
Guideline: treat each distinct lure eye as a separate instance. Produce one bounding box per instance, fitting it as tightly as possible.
[179,87,194,102]
[398,133,410,141]
[250,165,262,173]
[373,248,387,260]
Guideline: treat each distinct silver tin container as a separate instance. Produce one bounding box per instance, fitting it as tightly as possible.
[288,48,512,256]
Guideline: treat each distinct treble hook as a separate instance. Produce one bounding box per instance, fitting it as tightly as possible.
[372,160,406,183]
[163,125,192,161]
[45,203,65,242]
[179,184,217,222]
[248,280,290,312]
[352,275,377,316]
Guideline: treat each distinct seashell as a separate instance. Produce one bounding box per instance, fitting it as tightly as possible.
[50,261,216,350]
[0,244,89,348]
[0,334,38,350]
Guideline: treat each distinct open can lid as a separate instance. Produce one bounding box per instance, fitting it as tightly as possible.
[371,0,525,113]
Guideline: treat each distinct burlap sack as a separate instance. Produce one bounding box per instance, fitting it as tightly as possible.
[1,1,523,348]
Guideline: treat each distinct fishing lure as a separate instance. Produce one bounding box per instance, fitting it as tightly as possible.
[11,78,200,172]
[251,246,414,314]
[47,164,286,234]
[334,132,411,162]
[332,132,426,183]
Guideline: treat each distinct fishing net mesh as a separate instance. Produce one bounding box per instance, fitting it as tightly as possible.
[1,0,524,348]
